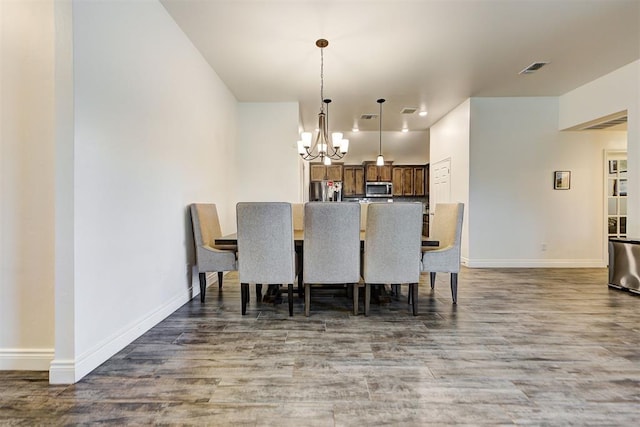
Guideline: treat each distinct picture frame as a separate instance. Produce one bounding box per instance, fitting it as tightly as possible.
[554,171,571,190]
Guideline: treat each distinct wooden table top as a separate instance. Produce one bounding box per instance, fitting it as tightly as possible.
[215,230,439,247]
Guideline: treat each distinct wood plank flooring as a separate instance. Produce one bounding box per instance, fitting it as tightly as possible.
[1,268,639,425]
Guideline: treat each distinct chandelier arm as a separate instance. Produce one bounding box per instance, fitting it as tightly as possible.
[300,148,321,161]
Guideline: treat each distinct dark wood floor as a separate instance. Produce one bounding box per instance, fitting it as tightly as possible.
[1,268,639,425]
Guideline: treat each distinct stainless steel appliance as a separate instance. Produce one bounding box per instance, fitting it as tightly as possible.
[365,182,393,198]
[608,238,640,294]
[310,180,342,202]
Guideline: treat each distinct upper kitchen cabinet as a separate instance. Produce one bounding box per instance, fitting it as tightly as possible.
[365,162,392,182]
[392,165,428,197]
[310,163,343,182]
[343,166,365,197]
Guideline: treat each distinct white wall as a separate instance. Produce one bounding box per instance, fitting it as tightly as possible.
[468,97,625,267]
[236,102,302,204]
[337,130,429,165]
[559,60,639,236]
[429,99,471,260]
[0,0,56,370]
[49,0,238,383]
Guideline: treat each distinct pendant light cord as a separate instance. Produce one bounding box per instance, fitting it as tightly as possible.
[379,100,382,155]
[377,98,385,156]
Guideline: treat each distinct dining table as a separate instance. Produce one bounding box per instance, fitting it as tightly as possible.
[215,230,438,247]
[215,231,439,297]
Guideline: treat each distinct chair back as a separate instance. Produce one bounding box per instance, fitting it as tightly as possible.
[236,202,296,284]
[303,202,361,284]
[364,202,423,284]
[431,203,464,250]
[292,203,305,231]
[190,203,223,247]
[360,202,369,231]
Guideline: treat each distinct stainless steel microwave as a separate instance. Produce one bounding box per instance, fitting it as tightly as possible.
[366,182,393,198]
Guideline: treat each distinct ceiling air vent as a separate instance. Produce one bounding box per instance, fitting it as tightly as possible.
[360,114,378,120]
[583,115,627,130]
[401,107,417,114]
[519,61,549,75]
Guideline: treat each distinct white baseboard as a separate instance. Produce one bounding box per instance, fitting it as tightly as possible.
[0,348,55,371]
[48,359,76,384]
[464,258,606,268]
[49,286,194,384]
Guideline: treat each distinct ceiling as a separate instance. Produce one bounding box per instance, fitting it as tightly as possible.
[160,0,640,134]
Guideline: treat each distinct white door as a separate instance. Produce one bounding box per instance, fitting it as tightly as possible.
[605,151,628,239]
[430,158,451,233]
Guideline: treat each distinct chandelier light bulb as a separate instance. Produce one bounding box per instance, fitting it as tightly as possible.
[301,132,312,148]
[332,132,343,148]
[340,139,349,154]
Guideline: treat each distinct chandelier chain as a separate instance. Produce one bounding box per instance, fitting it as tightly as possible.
[320,47,324,112]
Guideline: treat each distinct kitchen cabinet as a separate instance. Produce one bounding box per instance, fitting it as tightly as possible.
[392,165,427,196]
[365,163,392,182]
[343,166,365,197]
[310,163,343,182]
[414,166,426,197]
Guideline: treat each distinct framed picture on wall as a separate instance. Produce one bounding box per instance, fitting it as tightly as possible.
[554,171,571,190]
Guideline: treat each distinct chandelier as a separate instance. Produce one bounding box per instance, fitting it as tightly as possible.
[297,39,348,165]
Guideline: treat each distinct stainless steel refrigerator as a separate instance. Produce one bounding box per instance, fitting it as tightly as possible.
[310,180,342,202]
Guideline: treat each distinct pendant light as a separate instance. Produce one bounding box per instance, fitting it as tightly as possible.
[376,98,386,166]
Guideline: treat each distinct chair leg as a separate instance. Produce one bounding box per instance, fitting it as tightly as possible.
[364,284,371,316]
[304,283,311,317]
[391,284,400,299]
[198,273,207,302]
[288,283,294,316]
[217,271,224,290]
[411,283,418,316]
[451,273,458,304]
[241,283,249,315]
[353,284,359,315]
[256,284,262,301]
[430,272,436,289]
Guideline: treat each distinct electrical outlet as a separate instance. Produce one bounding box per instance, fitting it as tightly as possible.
[541,243,547,252]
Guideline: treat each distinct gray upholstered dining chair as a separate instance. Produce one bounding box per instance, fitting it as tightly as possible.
[236,202,297,316]
[363,202,423,316]
[190,203,237,302]
[421,203,464,303]
[303,202,361,316]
